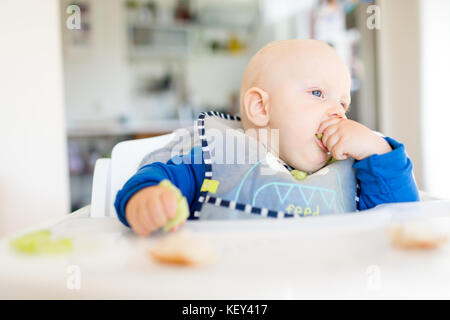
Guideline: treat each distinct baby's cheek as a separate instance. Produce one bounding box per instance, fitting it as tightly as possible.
[274,139,294,165]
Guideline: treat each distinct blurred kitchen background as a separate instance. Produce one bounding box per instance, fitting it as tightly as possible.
[63,0,379,211]
[1,0,449,235]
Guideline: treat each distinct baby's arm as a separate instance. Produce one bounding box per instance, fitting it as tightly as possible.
[317,117,419,208]
[353,137,420,210]
[114,146,205,236]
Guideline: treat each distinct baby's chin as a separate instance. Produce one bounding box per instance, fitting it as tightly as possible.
[284,152,330,173]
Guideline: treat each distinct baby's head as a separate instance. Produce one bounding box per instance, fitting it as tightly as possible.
[240,39,351,172]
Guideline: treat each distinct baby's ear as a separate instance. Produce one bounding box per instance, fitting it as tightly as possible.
[244,87,270,127]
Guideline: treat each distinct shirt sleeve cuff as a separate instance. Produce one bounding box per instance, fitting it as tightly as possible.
[114,181,159,228]
[352,136,413,195]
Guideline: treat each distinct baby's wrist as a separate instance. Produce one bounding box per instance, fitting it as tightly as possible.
[356,136,392,160]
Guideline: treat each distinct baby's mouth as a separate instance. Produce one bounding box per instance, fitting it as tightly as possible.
[315,133,329,153]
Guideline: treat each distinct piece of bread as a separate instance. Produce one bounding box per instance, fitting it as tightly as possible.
[387,221,448,250]
[149,230,217,266]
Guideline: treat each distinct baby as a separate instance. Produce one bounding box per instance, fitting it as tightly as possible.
[115,39,419,237]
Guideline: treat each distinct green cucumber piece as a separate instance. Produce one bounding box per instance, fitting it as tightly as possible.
[291,169,308,181]
[10,229,73,255]
[159,180,189,232]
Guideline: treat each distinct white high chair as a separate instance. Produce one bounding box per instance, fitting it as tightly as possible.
[90,133,442,219]
[90,133,174,218]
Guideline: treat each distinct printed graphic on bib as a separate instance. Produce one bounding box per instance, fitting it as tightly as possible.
[229,160,348,216]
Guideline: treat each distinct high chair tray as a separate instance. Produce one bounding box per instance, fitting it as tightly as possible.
[1,200,450,299]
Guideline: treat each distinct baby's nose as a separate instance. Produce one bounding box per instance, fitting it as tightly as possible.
[327,103,346,119]
[329,112,346,120]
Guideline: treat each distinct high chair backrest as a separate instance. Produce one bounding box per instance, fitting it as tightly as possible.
[90,133,174,218]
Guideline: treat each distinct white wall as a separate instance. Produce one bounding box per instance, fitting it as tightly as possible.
[62,0,130,124]
[420,0,450,198]
[376,0,423,189]
[187,55,249,110]
[0,0,69,236]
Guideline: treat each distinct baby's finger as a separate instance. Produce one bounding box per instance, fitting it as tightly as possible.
[160,189,178,219]
[322,124,339,147]
[137,203,157,232]
[323,131,340,151]
[129,209,151,237]
[318,117,343,134]
[146,197,168,229]
[330,138,348,160]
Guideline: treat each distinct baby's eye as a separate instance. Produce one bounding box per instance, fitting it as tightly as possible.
[311,90,323,98]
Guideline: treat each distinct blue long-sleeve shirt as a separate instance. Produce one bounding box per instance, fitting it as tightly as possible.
[114,136,419,227]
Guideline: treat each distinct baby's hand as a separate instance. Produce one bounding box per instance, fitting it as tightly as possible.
[318,117,392,161]
[125,185,178,237]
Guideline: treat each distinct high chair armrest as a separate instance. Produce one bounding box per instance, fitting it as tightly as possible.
[90,158,111,218]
